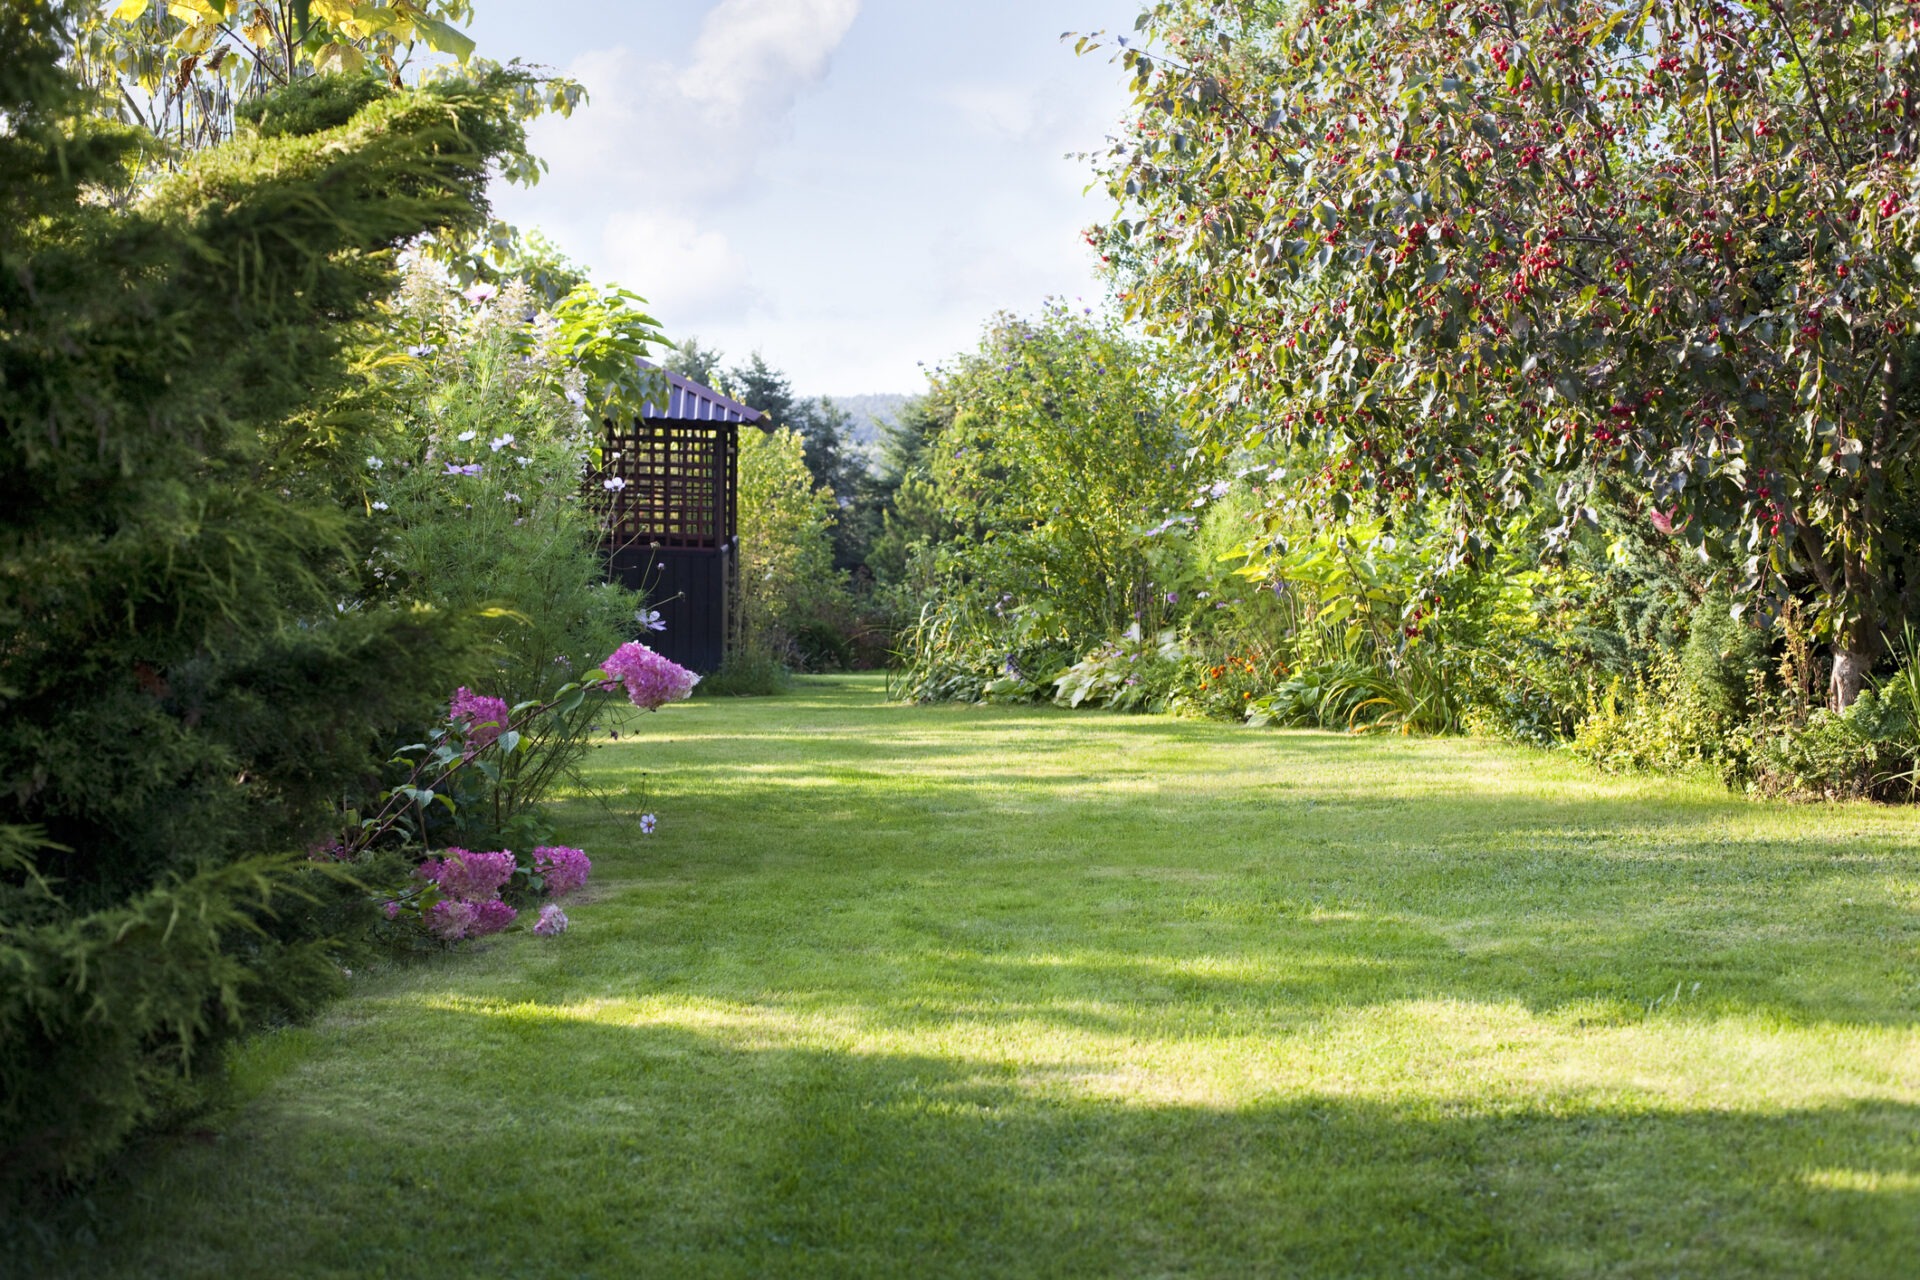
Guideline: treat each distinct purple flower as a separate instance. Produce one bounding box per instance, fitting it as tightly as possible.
[640,813,657,836]
[467,899,518,937]
[533,845,592,898]
[405,344,434,358]
[444,462,483,477]
[1165,592,1179,604]
[426,898,478,941]
[416,848,517,900]
[449,687,511,750]
[534,903,569,936]
[636,608,666,632]
[602,476,628,492]
[601,642,699,710]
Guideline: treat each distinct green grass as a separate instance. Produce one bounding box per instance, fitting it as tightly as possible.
[26,675,1920,1277]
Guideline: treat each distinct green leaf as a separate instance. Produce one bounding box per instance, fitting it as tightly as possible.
[413,15,475,61]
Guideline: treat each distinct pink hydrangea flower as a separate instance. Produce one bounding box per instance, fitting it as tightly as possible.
[416,848,517,900]
[533,845,591,898]
[425,898,478,941]
[533,903,569,936]
[600,642,700,710]
[449,687,511,750]
[467,899,518,937]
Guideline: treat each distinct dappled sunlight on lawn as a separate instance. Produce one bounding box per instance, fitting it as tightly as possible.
[45,676,1920,1279]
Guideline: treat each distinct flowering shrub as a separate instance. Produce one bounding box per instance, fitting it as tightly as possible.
[602,641,700,710]
[533,845,591,898]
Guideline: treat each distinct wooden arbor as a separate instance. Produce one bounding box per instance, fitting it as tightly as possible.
[591,368,760,673]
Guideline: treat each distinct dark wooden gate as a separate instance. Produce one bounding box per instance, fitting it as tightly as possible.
[590,368,758,674]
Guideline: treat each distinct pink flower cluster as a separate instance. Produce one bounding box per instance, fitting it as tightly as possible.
[417,848,517,900]
[600,642,699,710]
[533,845,591,898]
[449,686,511,749]
[399,843,598,942]
[426,897,517,941]
[533,903,569,936]
[415,848,518,940]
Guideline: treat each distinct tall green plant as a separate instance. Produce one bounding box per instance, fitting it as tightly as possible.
[370,273,641,841]
[736,427,847,666]
[892,304,1197,700]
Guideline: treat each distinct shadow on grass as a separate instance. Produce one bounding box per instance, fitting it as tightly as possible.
[45,1007,1920,1279]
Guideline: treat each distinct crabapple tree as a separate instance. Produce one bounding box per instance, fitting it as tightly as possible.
[1092,0,1920,707]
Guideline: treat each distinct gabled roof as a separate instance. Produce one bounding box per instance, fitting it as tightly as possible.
[638,361,762,424]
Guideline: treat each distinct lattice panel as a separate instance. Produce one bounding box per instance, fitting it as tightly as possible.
[592,420,738,550]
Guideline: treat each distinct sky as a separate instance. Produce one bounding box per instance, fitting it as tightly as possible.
[463,0,1141,396]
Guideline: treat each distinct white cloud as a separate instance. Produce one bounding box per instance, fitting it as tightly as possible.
[599,210,758,328]
[518,0,861,204]
[495,2,864,344]
[675,0,862,145]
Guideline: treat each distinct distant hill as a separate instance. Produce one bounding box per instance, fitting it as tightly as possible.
[815,392,913,447]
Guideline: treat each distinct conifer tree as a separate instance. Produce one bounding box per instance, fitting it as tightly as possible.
[0,2,529,1186]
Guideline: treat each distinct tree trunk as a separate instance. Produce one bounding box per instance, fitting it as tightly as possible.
[1830,645,1872,712]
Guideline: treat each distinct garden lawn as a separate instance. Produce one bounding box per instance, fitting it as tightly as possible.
[27,675,1920,1278]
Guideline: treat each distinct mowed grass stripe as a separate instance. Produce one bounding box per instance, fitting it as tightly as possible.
[36,674,1920,1279]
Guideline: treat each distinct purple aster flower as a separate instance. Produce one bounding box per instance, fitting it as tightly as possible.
[639,813,657,836]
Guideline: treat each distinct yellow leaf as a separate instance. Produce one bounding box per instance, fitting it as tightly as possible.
[312,41,366,75]
[110,0,151,21]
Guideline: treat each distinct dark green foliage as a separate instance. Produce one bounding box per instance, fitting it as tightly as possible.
[661,335,727,389]
[726,351,799,433]
[0,9,526,1189]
